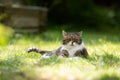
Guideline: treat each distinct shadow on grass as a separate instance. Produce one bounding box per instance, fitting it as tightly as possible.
[0,71,34,80]
[0,56,35,80]
[94,74,120,80]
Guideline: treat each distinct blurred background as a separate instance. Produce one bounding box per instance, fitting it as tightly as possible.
[0,0,120,33]
[0,1,120,80]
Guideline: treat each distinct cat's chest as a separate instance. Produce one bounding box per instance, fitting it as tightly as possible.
[61,43,85,57]
[67,48,79,57]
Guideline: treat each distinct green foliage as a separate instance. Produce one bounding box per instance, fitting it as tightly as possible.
[0,30,120,80]
[94,73,120,80]
[21,0,120,33]
[0,24,14,46]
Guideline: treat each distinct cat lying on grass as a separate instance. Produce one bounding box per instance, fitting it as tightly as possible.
[27,31,88,58]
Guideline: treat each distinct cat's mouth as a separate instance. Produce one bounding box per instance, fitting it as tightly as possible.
[70,41,76,46]
[70,44,74,46]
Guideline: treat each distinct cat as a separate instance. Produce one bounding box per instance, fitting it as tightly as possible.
[27,31,88,58]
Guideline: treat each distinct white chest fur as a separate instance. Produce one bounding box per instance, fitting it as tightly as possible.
[61,42,85,57]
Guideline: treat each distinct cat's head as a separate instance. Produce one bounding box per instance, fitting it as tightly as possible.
[62,30,82,46]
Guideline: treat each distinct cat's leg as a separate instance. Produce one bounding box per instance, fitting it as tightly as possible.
[61,50,69,57]
[56,49,69,57]
[81,48,88,58]
[74,50,82,57]
[74,48,88,58]
[55,47,68,57]
[27,47,53,55]
[27,47,41,53]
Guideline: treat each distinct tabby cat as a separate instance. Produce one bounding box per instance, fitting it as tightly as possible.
[27,31,88,58]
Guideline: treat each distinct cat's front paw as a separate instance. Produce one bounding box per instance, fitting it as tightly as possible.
[27,47,39,53]
[27,47,33,53]
[62,50,69,57]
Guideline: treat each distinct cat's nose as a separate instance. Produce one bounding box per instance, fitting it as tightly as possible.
[71,42,74,46]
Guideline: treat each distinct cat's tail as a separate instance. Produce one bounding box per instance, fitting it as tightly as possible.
[27,47,48,55]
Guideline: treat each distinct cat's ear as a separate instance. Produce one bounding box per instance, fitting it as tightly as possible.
[62,30,67,37]
[79,31,83,36]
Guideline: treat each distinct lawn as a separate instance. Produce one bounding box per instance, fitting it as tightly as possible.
[0,30,120,80]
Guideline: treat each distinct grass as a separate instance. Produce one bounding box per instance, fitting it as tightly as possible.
[0,30,120,80]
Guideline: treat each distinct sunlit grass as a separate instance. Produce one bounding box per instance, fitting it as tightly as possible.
[0,30,120,80]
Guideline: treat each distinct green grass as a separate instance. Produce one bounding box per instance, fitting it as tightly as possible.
[0,30,120,80]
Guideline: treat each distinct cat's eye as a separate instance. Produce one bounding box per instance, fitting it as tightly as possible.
[67,39,71,41]
[74,39,79,42]
[63,39,70,42]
